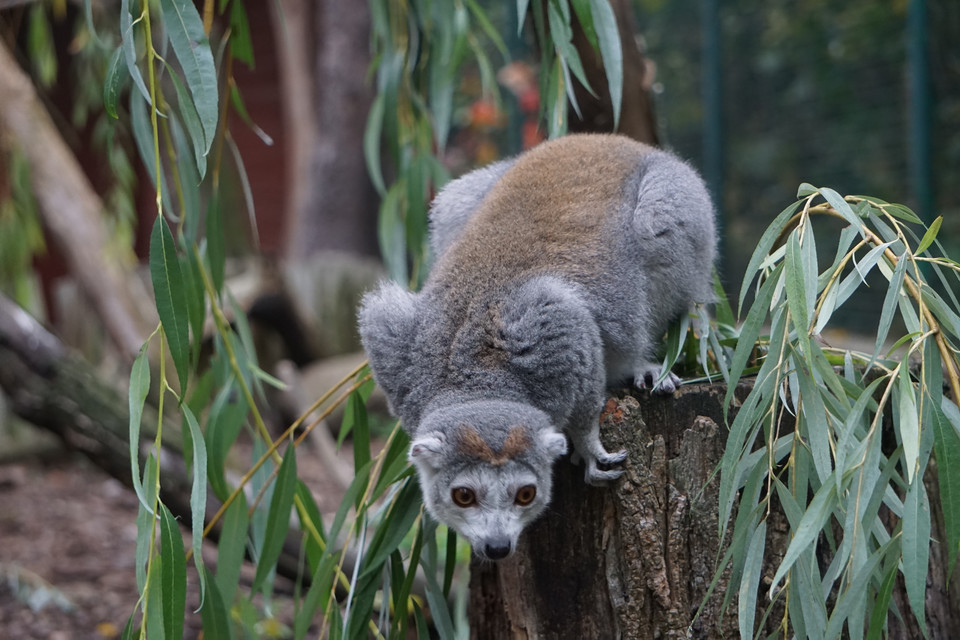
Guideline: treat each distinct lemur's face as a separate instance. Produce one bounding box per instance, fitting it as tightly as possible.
[409,401,568,560]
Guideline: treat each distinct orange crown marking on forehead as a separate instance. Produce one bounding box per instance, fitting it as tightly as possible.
[456,425,531,466]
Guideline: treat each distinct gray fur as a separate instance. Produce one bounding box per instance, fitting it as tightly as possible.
[358,134,716,559]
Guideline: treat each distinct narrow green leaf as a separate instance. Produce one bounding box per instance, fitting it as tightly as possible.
[200,567,232,640]
[251,445,298,593]
[443,527,458,597]
[170,118,202,244]
[136,455,158,593]
[229,0,255,68]
[296,481,326,573]
[867,251,908,372]
[181,250,205,366]
[130,91,171,211]
[821,187,864,232]
[545,55,567,138]
[795,364,832,483]
[784,231,812,357]
[738,521,766,639]
[866,561,898,640]
[516,0,531,34]
[359,479,422,578]
[120,0,152,106]
[739,199,802,314]
[216,492,248,606]
[428,52,455,151]
[570,0,599,50]
[164,61,207,179]
[824,540,890,639]
[295,554,339,640]
[104,45,128,119]
[159,0,219,151]
[548,2,595,99]
[150,216,191,391]
[128,344,153,511]
[180,404,208,603]
[588,0,622,129]
[204,384,247,501]
[328,461,374,547]
[902,475,931,636]
[421,521,457,640]
[145,555,166,639]
[898,362,920,481]
[797,182,818,197]
[885,203,923,224]
[769,479,837,594]
[932,400,960,575]
[159,503,187,640]
[364,93,387,196]
[916,216,943,255]
[378,182,408,283]
[725,263,782,410]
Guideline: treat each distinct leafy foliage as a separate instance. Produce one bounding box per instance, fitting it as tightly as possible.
[709,187,960,637]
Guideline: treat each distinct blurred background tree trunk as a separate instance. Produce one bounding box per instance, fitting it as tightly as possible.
[276,0,379,260]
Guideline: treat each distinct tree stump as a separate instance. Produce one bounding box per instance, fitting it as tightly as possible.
[469,383,960,638]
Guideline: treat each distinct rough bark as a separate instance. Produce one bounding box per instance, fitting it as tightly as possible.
[0,40,154,361]
[469,384,960,639]
[569,0,659,145]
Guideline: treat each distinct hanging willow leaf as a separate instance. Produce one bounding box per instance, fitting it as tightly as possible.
[935,399,960,575]
[128,344,152,512]
[181,404,208,602]
[164,61,207,179]
[251,446,298,594]
[150,216,191,391]
[159,503,187,640]
[120,0,152,106]
[769,480,837,595]
[902,476,931,636]
[159,0,219,151]
[916,216,943,255]
[199,568,231,639]
[897,361,920,482]
[588,0,622,129]
[104,45,128,119]
[216,492,248,606]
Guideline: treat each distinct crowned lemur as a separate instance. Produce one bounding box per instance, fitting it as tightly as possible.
[358,134,717,560]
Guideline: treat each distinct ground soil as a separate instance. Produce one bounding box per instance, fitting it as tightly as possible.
[0,454,143,639]
[0,435,350,639]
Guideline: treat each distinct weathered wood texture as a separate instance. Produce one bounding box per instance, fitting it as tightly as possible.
[469,383,960,639]
[0,41,154,360]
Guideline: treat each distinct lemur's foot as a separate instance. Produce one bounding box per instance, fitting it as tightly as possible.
[636,367,682,395]
[583,448,628,486]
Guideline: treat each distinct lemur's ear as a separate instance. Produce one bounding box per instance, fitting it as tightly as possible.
[358,281,419,416]
[540,430,568,460]
[408,433,446,470]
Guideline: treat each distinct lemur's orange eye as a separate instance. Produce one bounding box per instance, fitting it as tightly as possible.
[451,487,477,507]
[514,485,537,506]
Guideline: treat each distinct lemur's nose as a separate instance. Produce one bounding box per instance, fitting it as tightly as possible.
[484,539,512,560]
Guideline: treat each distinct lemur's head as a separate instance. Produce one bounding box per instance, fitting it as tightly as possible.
[409,400,568,560]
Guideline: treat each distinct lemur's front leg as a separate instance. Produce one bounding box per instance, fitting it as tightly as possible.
[566,394,627,486]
